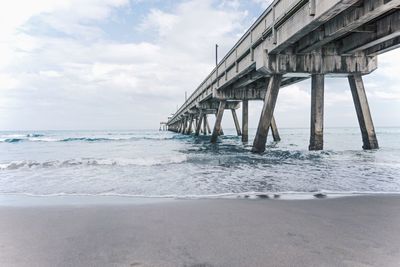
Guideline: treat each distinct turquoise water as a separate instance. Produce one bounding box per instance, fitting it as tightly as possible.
[0,128,399,197]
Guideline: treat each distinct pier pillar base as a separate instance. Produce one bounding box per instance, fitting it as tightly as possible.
[211,101,226,143]
[252,74,282,153]
[309,74,325,151]
[242,100,249,142]
[231,109,242,136]
[348,74,379,150]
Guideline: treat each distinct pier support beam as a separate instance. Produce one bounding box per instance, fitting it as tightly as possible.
[309,74,325,151]
[195,112,203,136]
[348,74,379,150]
[205,116,211,134]
[186,115,193,135]
[231,109,242,136]
[214,114,224,136]
[242,100,249,142]
[252,75,282,153]
[270,116,281,142]
[203,115,207,135]
[180,118,186,134]
[211,101,226,143]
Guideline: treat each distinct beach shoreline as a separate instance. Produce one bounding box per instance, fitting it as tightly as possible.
[0,195,399,267]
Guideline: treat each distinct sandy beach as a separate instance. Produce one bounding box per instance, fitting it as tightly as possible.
[0,195,400,267]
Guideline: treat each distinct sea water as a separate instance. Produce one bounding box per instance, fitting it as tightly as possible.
[0,128,399,198]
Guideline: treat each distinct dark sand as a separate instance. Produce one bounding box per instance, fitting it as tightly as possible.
[1,195,400,267]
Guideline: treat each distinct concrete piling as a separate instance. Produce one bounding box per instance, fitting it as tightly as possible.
[348,74,379,150]
[252,75,282,153]
[270,116,281,142]
[211,101,226,143]
[309,74,325,151]
[231,109,242,136]
[203,115,207,135]
[242,100,249,142]
[195,111,203,136]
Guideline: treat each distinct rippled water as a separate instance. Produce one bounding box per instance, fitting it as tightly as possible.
[0,128,399,197]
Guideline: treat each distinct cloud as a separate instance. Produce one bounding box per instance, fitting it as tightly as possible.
[0,0,252,130]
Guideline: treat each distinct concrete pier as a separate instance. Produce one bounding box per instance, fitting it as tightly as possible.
[166,0,399,152]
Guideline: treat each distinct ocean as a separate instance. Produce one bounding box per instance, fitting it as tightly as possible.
[0,128,399,198]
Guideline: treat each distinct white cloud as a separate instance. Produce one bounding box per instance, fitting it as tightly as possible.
[0,74,20,90]
[0,0,398,130]
[0,0,252,130]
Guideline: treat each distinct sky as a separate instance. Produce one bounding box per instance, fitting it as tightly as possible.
[0,0,399,131]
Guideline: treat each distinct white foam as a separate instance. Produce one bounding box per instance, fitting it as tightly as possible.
[0,156,187,170]
[2,191,399,201]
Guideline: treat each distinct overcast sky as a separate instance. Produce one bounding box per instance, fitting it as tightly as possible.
[0,0,399,131]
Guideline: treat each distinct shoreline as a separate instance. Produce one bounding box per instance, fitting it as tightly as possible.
[2,192,400,206]
[1,195,399,266]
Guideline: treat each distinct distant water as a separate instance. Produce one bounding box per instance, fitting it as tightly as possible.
[0,128,400,197]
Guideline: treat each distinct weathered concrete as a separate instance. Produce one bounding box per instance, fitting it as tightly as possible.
[270,116,281,142]
[205,116,211,134]
[187,115,194,135]
[348,74,379,150]
[252,75,282,153]
[211,101,226,143]
[309,74,325,151]
[201,115,205,135]
[215,113,224,136]
[242,100,249,142]
[231,109,242,136]
[195,111,203,136]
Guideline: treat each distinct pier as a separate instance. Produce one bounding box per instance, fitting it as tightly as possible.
[166,0,400,153]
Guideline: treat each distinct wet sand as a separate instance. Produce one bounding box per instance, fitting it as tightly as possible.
[0,195,400,267]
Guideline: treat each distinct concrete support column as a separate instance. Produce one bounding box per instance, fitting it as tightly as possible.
[231,109,242,136]
[187,115,194,135]
[309,74,325,151]
[252,74,282,153]
[348,74,379,150]
[203,115,207,135]
[211,101,226,143]
[195,112,203,136]
[242,100,249,142]
[180,118,186,134]
[205,116,211,134]
[270,116,281,142]
[214,113,224,136]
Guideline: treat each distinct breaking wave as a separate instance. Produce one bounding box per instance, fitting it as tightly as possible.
[0,134,175,143]
[0,156,187,170]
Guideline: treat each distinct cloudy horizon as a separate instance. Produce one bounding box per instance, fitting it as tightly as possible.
[0,0,399,131]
